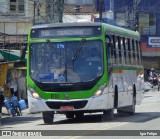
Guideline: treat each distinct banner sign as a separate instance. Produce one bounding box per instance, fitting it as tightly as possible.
[148,37,160,46]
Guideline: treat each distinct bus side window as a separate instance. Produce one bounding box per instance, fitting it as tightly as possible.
[138,41,142,65]
[107,42,113,66]
[128,38,131,65]
[134,40,138,66]
[123,37,126,65]
[124,38,129,65]
[132,39,136,65]
[106,35,113,77]
[112,35,116,64]
[118,36,123,65]
[115,36,119,64]
[114,36,120,64]
[119,37,124,65]
[136,41,140,65]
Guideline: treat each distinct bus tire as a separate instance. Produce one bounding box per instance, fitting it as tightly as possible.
[42,111,54,124]
[102,108,114,121]
[66,112,74,119]
[114,85,118,108]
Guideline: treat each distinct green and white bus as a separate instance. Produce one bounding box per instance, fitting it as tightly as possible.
[27,22,144,124]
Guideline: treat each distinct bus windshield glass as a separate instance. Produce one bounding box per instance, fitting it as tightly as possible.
[30,40,103,83]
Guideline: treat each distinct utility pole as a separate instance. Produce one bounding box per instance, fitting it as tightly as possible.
[33,0,42,25]
[133,0,141,31]
[33,0,36,25]
[59,0,64,22]
[46,0,64,23]
[99,0,103,22]
[125,6,130,29]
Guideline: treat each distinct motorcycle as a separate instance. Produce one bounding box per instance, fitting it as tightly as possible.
[148,74,160,91]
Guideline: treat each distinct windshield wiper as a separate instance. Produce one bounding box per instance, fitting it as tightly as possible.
[46,39,62,58]
[72,38,86,62]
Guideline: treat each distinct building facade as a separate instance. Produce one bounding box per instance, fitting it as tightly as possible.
[114,0,160,71]
[0,0,160,71]
[0,0,48,51]
[63,0,96,22]
[0,0,33,50]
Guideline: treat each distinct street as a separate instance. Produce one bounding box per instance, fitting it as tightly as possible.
[0,1,160,139]
[1,87,160,138]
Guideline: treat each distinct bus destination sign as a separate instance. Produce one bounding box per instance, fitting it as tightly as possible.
[31,27,101,38]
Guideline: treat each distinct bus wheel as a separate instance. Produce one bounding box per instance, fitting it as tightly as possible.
[75,112,84,118]
[66,112,74,119]
[42,111,54,124]
[102,109,114,121]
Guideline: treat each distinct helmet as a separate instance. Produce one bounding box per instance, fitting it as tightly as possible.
[151,68,154,71]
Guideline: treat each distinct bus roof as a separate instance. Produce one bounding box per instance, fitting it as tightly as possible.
[31,22,102,29]
[31,22,140,39]
[102,23,140,39]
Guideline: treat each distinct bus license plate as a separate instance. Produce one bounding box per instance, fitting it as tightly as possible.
[60,106,74,110]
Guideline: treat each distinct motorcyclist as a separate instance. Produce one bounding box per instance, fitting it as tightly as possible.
[149,68,158,87]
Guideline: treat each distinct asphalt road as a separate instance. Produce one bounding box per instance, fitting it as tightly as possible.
[1,87,160,138]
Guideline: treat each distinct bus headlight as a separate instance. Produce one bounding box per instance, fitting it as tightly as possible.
[94,89,103,97]
[28,87,41,99]
[93,83,106,98]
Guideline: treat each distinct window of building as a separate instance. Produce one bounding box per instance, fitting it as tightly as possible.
[82,0,93,5]
[116,13,125,22]
[139,13,156,35]
[10,0,24,14]
[64,0,76,4]
[115,13,128,27]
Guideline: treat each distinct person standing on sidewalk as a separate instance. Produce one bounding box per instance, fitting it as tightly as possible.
[17,71,27,105]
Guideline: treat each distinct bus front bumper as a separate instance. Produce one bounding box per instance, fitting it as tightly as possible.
[28,90,114,113]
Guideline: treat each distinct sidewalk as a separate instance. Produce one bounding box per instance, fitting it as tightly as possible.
[1,106,29,118]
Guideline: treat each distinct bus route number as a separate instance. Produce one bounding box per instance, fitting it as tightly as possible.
[51,94,59,99]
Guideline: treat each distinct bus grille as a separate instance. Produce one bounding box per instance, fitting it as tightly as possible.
[46,100,88,109]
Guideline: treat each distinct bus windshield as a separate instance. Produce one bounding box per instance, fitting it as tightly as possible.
[30,40,103,83]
